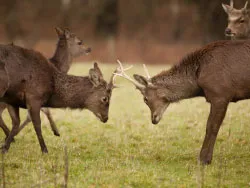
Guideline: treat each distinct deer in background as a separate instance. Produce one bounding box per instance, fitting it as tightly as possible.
[222,0,250,39]
[0,41,129,152]
[115,39,250,165]
[0,27,91,139]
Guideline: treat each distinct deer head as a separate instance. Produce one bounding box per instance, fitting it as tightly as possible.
[114,60,169,124]
[55,27,91,57]
[222,0,250,39]
[84,62,131,123]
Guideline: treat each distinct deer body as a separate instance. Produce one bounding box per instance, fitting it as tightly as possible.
[0,27,91,138]
[118,40,250,165]
[0,44,118,153]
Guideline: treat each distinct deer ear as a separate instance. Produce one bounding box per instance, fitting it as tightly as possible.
[222,4,231,14]
[64,28,71,39]
[133,74,148,86]
[89,63,103,87]
[93,62,103,79]
[55,27,64,36]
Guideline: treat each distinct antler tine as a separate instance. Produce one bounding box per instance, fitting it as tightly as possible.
[244,1,248,9]
[143,64,151,79]
[230,0,234,7]
[114,60,144,88]
[109,61,134,88]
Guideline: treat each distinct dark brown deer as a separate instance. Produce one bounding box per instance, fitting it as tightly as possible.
[0,43,127,153]
[115,39,250,165]
[0,27,91,139]
[222,0,250,39]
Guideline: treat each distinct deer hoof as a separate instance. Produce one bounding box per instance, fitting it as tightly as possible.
[1,145,9,154]
[42,148,48,153]
[200,157,212,165]
[53,132,60,137]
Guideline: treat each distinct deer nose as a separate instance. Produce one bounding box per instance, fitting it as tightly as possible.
[102,116,108,123]
[225,28,232,35]
[85,47,91,54]
[152,114,160,124]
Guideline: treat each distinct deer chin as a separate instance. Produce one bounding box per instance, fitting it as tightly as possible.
[225,33,236,37]
[95,113,108,123]
[151,103,170,125]
[85,47,91,55]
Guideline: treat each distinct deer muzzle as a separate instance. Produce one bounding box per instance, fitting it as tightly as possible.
[96,113,108,123]
[151,103,170,125]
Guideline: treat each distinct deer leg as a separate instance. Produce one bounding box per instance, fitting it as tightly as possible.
[41,108,60,136]
[0,116,10,139]
[200,100,228,165]
[18,112,32,133]
[0,104,10,139]
[28,101,48,153]
[1,106,20,153]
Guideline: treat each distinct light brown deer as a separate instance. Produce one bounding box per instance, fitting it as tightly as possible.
[115,39,250,165]
[222,0,250,39]
[0,27,91,139]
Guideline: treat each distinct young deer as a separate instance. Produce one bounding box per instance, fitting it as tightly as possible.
[0,43,129,152]
[222,0,250,39]
[0,27,91,139]
[115,39,250,165]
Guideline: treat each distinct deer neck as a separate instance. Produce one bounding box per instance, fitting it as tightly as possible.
[50,40,73,73]
[47,71,91,108]
[152,65,200,102]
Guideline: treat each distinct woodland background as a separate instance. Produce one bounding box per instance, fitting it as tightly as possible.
[0,0,247,63]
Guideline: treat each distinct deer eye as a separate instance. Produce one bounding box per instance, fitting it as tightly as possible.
[78,41,83,45]
[240,19,245,23]
[101,97,108,103]
[144,97,148,104]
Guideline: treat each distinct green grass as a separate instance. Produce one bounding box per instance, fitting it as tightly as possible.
[1,63,250,187]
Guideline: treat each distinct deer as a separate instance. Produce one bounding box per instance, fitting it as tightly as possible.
[0,42,131,153]
[115,39,250,165]
[222,0,250,39]
[0,27,91,140]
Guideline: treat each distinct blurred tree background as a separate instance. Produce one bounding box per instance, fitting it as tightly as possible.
[0,0,247,63]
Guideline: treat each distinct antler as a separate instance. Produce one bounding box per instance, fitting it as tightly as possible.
[114,60,145,89]
[109,60,133,89]
[230,0,234,8]
[143,64,151,79]
[244,1,248,9]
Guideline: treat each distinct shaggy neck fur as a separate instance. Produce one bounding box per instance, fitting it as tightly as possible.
[47,70,93,108]
[50,39,72,73]
[151,51,203,102]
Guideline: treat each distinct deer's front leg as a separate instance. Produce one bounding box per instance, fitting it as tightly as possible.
[28,100,48,153]
[0,105,10,139]
[200,99,228,165]
[1,106,20,153]
[41,108,60,136]
[0,115,10,139]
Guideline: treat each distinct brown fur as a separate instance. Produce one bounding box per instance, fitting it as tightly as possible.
[0,44,114,153]
[0,27,91,139]
[132,39,250,165]
[222,1,250,39]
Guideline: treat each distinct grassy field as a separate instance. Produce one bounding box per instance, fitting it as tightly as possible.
[0,63,250,187]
